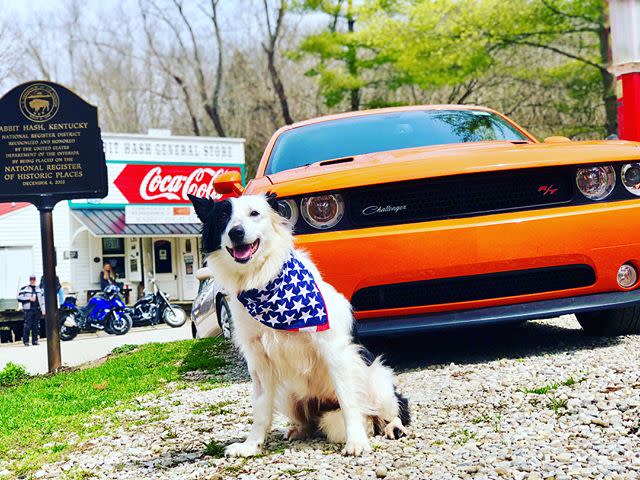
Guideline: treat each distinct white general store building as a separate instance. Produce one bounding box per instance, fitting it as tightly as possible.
[0,129,244,306]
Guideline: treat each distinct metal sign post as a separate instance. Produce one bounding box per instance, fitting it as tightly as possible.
[0,81,107,373]
[39,202,62,371]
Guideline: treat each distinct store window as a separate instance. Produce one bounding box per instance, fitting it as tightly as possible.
[102,237,126,278]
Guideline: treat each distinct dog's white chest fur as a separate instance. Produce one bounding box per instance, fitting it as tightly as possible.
[230,297,335,401]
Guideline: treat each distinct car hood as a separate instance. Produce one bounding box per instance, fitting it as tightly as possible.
[253,140,640,197]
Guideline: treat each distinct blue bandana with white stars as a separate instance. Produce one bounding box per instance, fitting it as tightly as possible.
[237,252,330,332]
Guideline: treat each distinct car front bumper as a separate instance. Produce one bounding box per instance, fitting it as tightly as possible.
[354,289,640,336]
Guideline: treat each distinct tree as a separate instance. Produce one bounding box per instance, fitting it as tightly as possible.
[262,0,294,124]
[360,0,616,136]
[491,0,617,136]
[139,0,227,137]
[293,0,392,110]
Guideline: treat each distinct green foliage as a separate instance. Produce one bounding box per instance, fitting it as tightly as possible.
[292,0,395,109]
[0,338,228,476]
[0,362,29,387]
[110,343,138,355]
[203,440,226,458]
[293,0,611,136]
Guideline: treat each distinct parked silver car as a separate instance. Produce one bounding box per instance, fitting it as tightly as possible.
[190,268,233,339]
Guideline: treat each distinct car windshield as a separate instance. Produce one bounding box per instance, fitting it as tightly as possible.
[266,109,529,174]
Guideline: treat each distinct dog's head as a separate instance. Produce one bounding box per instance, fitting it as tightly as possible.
[189,193,291,268]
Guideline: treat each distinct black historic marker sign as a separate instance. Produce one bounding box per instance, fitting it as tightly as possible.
[0,81,107,207]
[0,81,107,372]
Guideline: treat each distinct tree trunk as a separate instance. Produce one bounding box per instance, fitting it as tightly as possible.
[598,18,618,136]
[346,0,359,111]
[266,49,293,124]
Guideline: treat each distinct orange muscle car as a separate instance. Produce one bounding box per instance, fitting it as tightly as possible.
[217,105,640,336]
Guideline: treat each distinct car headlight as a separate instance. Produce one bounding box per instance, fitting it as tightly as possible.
[621,163,640,196]
[576,165,616,201]
[300,194,345,229]
[276,199,299,225]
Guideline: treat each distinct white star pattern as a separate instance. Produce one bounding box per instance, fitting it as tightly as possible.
[282,288,296,302]
[237,252,329,332]
[267,313,279,326]
[298,285,310,297]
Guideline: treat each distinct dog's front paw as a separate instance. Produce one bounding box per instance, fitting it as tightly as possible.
[341,436,371,456]
[224,441,261,457]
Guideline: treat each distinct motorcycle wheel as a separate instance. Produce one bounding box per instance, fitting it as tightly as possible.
[163,305,187,328]
[59,314,79,341]
[108,312,132,336]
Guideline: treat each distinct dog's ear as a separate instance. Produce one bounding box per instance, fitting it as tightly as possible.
[265,192,279,212]
[188,194,216,223]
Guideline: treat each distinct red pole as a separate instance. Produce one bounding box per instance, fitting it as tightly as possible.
[617,72,640,141]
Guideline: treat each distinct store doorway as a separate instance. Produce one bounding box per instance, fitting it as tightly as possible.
[152,238,178,300]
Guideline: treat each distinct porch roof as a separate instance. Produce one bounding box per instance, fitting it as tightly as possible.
[71,208,200,237]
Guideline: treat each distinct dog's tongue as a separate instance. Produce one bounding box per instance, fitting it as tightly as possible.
[232,240,258,260]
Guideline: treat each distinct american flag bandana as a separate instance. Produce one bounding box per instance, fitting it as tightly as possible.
[237,252,330,332]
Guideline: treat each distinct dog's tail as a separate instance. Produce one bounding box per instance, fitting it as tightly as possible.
[395,388,411,427]
[358,345,411,428]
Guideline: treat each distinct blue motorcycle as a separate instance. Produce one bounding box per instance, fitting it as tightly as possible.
[59,285,132,341]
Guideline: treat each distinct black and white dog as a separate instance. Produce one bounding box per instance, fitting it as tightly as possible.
[189,193,409,457]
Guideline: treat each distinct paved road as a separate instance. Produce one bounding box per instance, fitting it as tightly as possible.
[0,323,192,374]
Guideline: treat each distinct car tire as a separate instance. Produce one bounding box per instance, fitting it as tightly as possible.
[576,306,640,336]
[217,296,233,340]
[191,320,198,339]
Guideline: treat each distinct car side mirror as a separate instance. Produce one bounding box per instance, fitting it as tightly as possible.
[543,136,571,143]
[214,171,244,196]
[195,267,213,281]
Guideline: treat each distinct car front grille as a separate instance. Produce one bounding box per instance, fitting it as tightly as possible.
[351,264,596,311]
[348,167,573,228]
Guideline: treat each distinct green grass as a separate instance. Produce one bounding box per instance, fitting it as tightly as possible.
[547,397,568,415]
[203,440,227,458]
[0,362,29,387]
[0,337,228,477]
[523,382,559,395]
[193,400,234,415]
[449,428,477,445]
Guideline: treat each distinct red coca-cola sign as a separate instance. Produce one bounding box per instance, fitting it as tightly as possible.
[113,164,241,204]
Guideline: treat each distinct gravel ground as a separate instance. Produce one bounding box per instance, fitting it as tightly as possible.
[32,316,640,479]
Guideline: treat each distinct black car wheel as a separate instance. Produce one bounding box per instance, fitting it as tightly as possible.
[576,306,640,336]
[218,296,233,340]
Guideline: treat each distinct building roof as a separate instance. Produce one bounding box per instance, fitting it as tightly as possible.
[0,202,30,217]
[71,208,201,237]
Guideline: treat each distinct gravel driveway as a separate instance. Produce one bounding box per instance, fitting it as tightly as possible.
[33,316,640,479]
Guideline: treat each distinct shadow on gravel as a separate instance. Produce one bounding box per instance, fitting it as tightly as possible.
[361,316,623,372]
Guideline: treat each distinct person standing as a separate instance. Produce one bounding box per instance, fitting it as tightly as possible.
[39,275,64,307]
[17,275,45,346]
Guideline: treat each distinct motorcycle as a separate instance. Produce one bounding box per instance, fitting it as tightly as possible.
[59,285,132,341]
[127,275,187,328]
